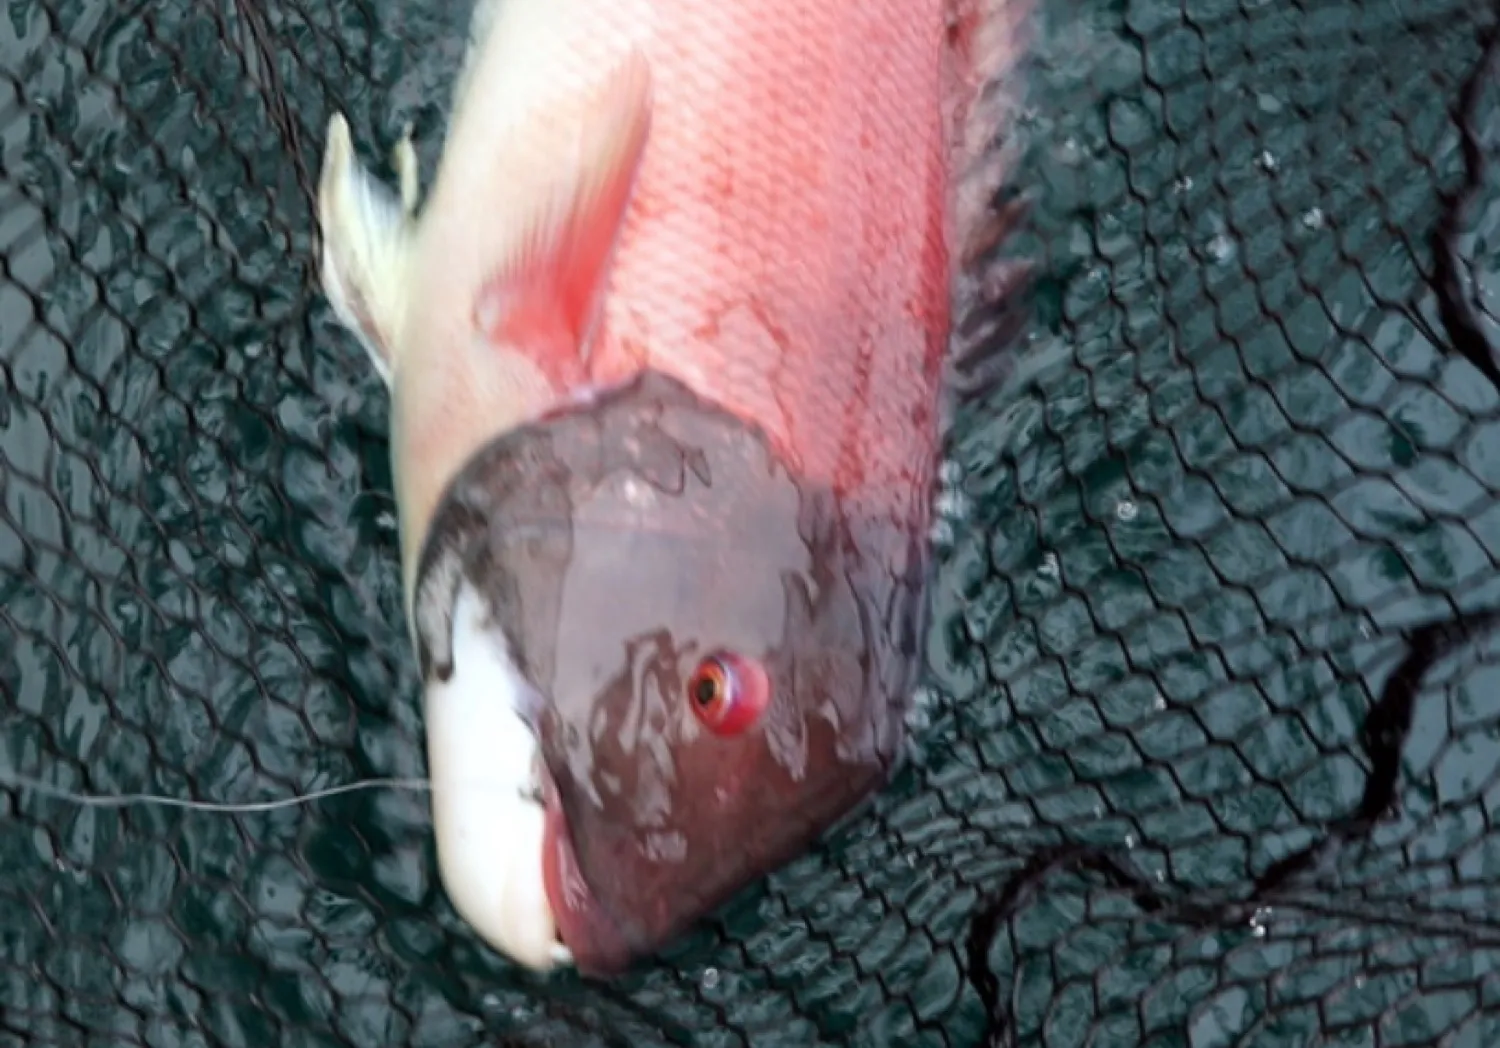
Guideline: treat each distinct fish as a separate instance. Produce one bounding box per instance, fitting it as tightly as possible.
[315,0,1033,977]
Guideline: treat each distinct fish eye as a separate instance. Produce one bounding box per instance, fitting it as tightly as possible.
[686,651,769,736]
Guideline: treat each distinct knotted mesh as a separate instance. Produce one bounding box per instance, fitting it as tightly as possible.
[5,1,1500,1045]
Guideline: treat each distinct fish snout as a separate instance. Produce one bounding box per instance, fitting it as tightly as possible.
[421,583,571,972]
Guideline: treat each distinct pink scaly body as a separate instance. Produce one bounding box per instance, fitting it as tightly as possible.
[319,0,1029,976]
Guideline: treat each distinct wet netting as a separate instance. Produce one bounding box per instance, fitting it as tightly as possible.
[7,0,1500,1045]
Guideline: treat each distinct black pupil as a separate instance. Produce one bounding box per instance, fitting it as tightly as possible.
[692,669,721,706]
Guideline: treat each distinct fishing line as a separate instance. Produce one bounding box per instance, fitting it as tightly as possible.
[0,771,434,814]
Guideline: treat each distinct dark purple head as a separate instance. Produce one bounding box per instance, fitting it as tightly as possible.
[411,370,930,974]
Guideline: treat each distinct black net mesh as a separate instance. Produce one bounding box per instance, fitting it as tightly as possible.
[8,0,1500,1046]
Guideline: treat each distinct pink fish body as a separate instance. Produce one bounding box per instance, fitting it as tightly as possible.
[317,0,1027,976]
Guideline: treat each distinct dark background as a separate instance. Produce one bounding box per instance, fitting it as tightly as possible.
[5,1,1500,1045]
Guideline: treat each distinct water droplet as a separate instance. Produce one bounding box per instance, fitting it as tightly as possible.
[1358,622,1372,639]
[1173,175,1194,193]
[1115,499,1138,522]
[1301,207,1325,230]
[1255,149,1278,174]
[1248,905,1273,938]
[1039,552,1059,578]
[621,477,654,507]
[1152,694,1167,711]
[1124,834,1136,848]
[701,968,720,991]
[1206,233,1236,263]
[245,342,263,359]
[907,687,936,734]
[1256,92,1284,115]
[375,511,395,530]
[481,993,500,1009]
[934,489,970,521]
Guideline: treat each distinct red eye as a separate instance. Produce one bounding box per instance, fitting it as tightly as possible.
[686,651,769,736]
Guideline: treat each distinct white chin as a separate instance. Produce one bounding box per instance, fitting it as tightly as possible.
[422,581,572,972]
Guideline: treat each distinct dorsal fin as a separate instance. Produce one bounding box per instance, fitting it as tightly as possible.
[943,0,1039,417]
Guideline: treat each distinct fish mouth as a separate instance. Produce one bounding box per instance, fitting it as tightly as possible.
[537,762,637,974]
[422,578,631,975]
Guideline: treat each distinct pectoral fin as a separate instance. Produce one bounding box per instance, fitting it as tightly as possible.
[317,112,414,386]
[472,50,654,384]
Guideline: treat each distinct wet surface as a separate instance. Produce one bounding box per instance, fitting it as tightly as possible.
[7,1,1500,1046]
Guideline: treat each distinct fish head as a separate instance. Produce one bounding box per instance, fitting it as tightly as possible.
[412,369,922,976]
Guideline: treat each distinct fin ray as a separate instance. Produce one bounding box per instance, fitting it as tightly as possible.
[317,112,414,386]
[472,49,655,387]
[942,0,1039,420]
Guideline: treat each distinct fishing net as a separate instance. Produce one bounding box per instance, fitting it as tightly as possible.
[7,0,1500,1045]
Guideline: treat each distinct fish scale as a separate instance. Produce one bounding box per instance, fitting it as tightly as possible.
[586,0,951,494]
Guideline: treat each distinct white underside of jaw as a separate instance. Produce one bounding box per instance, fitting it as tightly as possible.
[423,580,572,972]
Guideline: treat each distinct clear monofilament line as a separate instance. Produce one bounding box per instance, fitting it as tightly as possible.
[0,770,434,814]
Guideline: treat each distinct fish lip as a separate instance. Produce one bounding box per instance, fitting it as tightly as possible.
[537,760,643,977]
[421,581,573,974]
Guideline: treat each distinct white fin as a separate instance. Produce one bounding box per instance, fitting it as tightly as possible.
[316,112,415,386]
[392,122,420,217]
